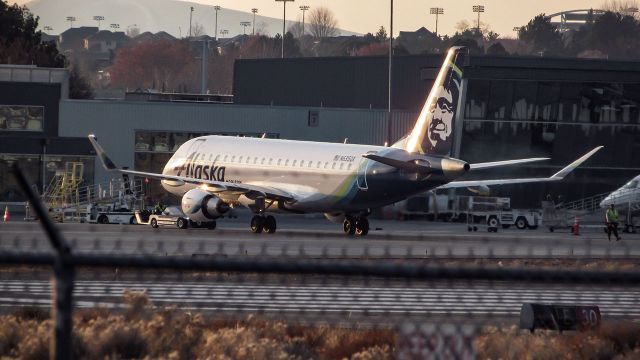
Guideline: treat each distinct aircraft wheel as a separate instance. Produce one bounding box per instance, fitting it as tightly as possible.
[355,217,369,236]
[98,215,109,224]
[150,218,158,228]
[343,218,356,236]
[129,216,136,225]
[263,215,277,234]
[207,221,217,230]
[487,216,499,228]
[251,215,264,233]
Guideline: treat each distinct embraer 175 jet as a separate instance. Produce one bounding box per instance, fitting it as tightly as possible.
[88,47,602,236]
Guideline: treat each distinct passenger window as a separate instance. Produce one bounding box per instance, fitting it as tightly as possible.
[332,163,336,169]
[261,158,265,165]
[208,154,213,160]
[231,156,236,162]
[324,162,328,169]
[292,160,297,167]
[277,159,282,166]
[300,160,305,167]
[308,161,313,168]
[269,158,273,165]
[348,163,352,170]
[339,163,344,170]
[215,155,220,161]
[253,157,257,164]
[223,155,228,162]
[285,159,290,166]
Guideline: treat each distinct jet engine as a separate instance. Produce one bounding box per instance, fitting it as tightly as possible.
[181,188,230,222]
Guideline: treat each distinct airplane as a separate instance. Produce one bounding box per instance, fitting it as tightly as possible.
[88,46,603,236]
[599,174,640,232]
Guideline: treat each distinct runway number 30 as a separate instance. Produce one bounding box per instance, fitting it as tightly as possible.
[580,308,600,328]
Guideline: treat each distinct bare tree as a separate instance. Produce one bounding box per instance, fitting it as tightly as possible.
[288,17,304,38]
[126,26,141,38]
[602,0,640,18]
[191,22,206,37]
[309,7,339,39]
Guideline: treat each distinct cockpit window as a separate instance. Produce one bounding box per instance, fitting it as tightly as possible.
[623,180,638,189]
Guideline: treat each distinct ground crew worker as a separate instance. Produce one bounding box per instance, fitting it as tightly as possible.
[606,203,621,241]
[154,201,166,215]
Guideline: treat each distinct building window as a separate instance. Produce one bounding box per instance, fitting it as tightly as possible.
[0,105,44,131]
[464,80,489,119]
[511,81,538,121]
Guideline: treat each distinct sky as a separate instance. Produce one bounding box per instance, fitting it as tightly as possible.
[14,0,607,37]
[172,0,607,37]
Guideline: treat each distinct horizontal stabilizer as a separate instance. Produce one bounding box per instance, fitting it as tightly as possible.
[470,157,549,170]
[362,154,432,174]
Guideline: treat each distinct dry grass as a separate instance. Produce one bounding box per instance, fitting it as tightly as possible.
[476,321,640,359]
[0,291,395,359]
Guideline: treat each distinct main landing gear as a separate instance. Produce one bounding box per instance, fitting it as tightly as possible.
[343,216,369,236]
[250,214,277,234]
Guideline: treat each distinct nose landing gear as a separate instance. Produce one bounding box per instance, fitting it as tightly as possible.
[343,216,369,236]
[250,214,277,234]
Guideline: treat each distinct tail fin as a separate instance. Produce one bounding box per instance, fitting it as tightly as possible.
[403,46,466,155]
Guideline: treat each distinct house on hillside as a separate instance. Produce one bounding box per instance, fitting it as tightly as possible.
[83,30,129,53]
[59,26,99,53]
[396,27,440,54]
[131,31,177,44]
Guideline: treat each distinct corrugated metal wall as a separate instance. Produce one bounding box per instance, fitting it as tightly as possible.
[59,100,418,183]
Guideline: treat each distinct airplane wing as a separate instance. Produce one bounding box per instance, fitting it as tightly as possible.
[437,146,603,189]
[88,135,296,202]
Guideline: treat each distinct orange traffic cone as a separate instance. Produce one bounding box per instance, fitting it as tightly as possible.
[3,206,8,222]
[572,216,580,236]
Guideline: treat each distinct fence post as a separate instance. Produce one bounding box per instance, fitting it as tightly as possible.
[12,164,74,360]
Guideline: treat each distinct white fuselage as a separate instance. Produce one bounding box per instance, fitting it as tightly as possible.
[160,136,396,213]
[600,175,640,209]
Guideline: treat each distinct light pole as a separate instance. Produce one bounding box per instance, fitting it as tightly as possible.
[387,0,393,145]
[299,5,310,36]
[66,16,76,29]
[189,6,194,38]
[251,8,258,35]
[214,6,221,40]
[472,5,485,34]
[275,0,295,58]
[240,21,251,35]
[110,23,120,30]
[220,29,228,38]
[93,16,104,29]
[430,8,443,37]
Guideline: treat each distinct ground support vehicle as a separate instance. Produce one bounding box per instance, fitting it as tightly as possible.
[134,206,216,230]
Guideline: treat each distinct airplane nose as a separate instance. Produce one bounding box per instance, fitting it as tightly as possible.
[441,158,469,180]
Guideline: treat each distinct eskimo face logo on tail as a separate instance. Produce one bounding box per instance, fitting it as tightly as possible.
[427,85,455,150]
[175,152,226,181]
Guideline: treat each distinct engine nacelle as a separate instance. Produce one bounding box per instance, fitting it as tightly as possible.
[181,188,230,222]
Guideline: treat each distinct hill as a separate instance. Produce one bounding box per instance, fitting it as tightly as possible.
[24,0,359,38]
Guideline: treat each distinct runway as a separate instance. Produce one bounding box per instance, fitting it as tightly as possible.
[1,216,639,259]
[1,277,638,322]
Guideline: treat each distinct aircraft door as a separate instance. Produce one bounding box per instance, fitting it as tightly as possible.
[357,152,376,190]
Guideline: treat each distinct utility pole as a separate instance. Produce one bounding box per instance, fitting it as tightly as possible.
[429,8,443,37]
[251,8,258,35]
[299,5,310,36]
[93,16,104,29]
[275,0,295,58]
[240,21,251,35]
[65,16,75,29]
[189,6,194,38]
[214,6,221,40]
[472,5,485,34]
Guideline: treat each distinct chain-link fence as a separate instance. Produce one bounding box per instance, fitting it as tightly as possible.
[2,165,640,359]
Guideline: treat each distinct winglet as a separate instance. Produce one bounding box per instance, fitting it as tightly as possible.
[88,134,118,170]
[551,146,603,179]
